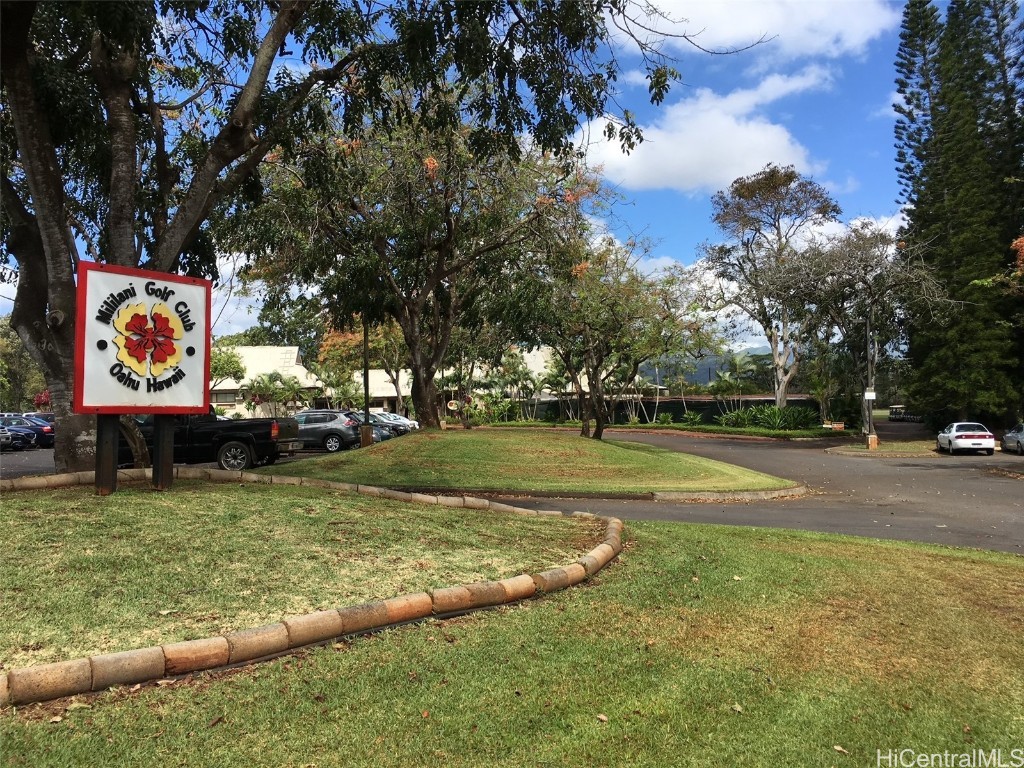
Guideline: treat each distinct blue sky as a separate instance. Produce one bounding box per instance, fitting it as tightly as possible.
[586,0,909,273]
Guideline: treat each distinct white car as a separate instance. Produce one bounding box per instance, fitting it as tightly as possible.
[936,422,995,456]
[1001,423,1024,455]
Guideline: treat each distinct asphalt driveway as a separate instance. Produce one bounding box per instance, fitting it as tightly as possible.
[495,430,1024,555]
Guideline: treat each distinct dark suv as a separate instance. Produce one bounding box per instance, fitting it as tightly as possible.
[294,410,361,452]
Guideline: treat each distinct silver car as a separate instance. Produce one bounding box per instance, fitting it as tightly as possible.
[1002,423,1024,455]
[294,410,360,453]
[0,425,12,451]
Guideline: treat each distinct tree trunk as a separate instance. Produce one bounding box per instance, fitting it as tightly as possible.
[578,389,591,437]
[409,361,440,428]
[590,384,608,440]
[2,4,95,473]
[119,415,151,468]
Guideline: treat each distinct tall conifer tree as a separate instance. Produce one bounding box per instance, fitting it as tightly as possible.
[896,0,1024,423]
[894,0,942,213]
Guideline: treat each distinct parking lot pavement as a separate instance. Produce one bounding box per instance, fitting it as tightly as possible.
[495,432,1024,555]
[0,447,55,479]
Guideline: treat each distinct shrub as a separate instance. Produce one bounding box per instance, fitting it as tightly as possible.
[678,411,704,427]
[748,404,786,430]
[656,413,674,425]
[780,406,819,430]
[715,404,822,431]
[714,409,753,428]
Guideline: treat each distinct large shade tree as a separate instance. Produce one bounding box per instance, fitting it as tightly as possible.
[235,94,589,427]
[699,164,841,408]
[0,0,688,470]
[526,234,713,440]
[781,221,948,433]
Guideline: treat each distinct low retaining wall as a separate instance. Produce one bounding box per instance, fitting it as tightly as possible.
[0,467,624,708]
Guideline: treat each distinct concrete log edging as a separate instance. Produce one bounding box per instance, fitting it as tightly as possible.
[0,469,624,708]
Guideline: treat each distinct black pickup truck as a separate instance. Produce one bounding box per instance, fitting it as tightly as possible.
[121,411,301,470]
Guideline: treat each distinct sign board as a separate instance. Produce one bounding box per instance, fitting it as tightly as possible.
[446,399,460,411]
[863,389,876,401]
[74,262,211,414]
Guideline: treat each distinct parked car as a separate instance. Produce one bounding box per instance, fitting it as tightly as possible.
[344,411,392,441]
[1001,423,1024,455]
[369,411,411,436]
[119,410,301,470]
[23,411,55,423]
[0,415,55,448]
[294,410,360,452]
[0,425,12,451]
[368,412,405,437]
[376,411,419,431]
[936,422,995,456]
[4,425,37,450]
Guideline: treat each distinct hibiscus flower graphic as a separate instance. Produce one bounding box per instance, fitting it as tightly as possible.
[112,302,184,377]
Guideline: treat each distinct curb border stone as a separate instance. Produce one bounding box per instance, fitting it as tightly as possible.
[0,469,625,708]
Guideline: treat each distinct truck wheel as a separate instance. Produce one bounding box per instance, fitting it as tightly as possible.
[323,434,343,453]
[218,441,253,471]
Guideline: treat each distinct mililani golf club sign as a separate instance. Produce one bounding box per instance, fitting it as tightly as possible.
[74,262,211,414]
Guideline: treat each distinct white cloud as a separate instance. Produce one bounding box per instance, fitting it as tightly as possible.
[637,254,680,276]
[585,66,832,193]
[631,0,901,63]
[847,212,908,237]
[872,90,901,120]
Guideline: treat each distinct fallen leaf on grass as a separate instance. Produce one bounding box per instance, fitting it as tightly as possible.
[596,714,609,723]
[834,745,850,755]
[208,716,224,728]
[422,710,430,719]
[157,610,178,616]
[731,704,743,714]
[732,575,743,581]
[49,716,63,724]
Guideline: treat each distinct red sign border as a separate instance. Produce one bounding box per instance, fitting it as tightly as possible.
[73,261,212,415]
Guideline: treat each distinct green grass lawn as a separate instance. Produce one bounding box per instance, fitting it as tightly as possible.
[4,522,1022,767]
[4,430,1021,765]
[0,481,600,669]
[270,428,793,493]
